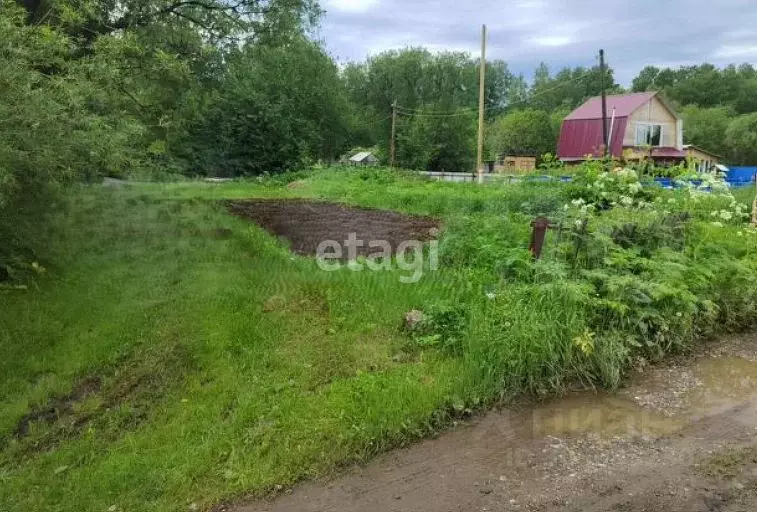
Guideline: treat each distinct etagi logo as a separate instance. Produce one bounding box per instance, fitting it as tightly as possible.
[315,230,439,283]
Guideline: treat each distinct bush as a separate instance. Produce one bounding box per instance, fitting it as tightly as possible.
[404,303,469,356]
[415,162,757,396]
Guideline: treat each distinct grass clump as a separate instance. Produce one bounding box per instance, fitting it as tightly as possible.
[2,165,757,511]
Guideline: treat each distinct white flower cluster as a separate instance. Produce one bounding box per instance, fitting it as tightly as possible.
[708,200,750,226]
[563,167,655,221]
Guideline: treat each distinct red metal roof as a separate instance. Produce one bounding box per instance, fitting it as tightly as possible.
[565,92,657,120]
[650,147,686,158]
[620,146,687,159]
[557,117,628,159]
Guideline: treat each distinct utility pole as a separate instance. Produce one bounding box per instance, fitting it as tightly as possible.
[390,100,397,168]
[476,24,487,183]
[599,49,609,156]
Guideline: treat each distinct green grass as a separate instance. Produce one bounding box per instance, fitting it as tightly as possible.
[0,185,473,511]
[2,167,757,511]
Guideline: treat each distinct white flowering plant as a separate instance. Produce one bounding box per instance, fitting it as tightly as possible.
[565,166,657,214]
[667,172,751,226]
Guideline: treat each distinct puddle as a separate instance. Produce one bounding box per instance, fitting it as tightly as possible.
[529,393,683,439]
[508,356,757,442]
[687,356,757,415]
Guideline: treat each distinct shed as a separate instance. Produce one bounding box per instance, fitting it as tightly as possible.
[349,151,378,166]
[494,155,537,173]
[683,145,723,172]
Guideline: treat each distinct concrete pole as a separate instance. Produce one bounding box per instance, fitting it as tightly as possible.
[476,24,487,183]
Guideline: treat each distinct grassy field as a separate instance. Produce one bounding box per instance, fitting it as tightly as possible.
[2,167,757,511]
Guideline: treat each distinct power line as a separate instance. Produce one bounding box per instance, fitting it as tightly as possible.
[395,107,475,118]
[394,65,597,118]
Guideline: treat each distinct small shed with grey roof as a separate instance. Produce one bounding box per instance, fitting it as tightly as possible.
[348,151,378,166]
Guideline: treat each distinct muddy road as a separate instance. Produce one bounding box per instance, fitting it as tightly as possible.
[224,333,757,512]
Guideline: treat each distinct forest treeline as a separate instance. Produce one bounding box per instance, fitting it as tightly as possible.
[2,0,757,274]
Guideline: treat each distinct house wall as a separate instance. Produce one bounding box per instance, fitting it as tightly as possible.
[686,147,720,172]
[622,96,679,148]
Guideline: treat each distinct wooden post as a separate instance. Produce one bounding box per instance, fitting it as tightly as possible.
[599,49,608,156]
[390,100,397,168]
[476,24,487,183]
[529,217,551,259]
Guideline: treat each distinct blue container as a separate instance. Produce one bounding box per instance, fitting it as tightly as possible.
[727,167,757,183]
[654,177,672,188]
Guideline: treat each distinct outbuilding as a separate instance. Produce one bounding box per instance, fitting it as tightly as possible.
[348,151,378,166]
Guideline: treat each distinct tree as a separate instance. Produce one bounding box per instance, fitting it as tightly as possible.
[178,37,351,176]
[16,0,320,47]
[487,109,557,159]
[726,113,757,165]
[631,66,661,92]
[395,108,477,172]
[341,48,524,164]
[529,63,622,112]
[1,1,144,275]
[630,63,757,115]
[680,106,734,159]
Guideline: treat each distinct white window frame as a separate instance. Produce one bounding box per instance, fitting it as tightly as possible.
[634,122,665,147]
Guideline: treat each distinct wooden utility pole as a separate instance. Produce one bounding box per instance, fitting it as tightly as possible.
[599,49,609,156]
[476,24,487,183]
[390,100,397,168]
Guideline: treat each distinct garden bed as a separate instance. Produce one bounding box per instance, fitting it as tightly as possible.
[226,199,440,257]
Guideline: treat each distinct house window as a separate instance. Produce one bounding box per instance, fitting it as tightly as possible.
[635,123,663,146]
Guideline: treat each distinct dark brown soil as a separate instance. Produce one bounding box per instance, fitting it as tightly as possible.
[14,376,102,438]
[226,199,440,258]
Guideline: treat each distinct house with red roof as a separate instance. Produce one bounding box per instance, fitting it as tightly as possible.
[557,91,686,163]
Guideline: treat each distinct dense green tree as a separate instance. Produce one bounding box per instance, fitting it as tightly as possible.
[16,0,320,47]
[631,66,661,92]
[529,62,622,112]
[726,113,757,165]
[342,48,525,170]
[0,1,144,274]
[179,37,351,176]
[486,109,558,159]
[395,108,477,172]
[344,48,524,116]
[680,106,734,159]
[631,63,757,114]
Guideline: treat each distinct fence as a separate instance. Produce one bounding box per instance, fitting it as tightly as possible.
[420,170,757,188]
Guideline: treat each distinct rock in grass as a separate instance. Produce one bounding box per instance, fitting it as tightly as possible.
[404,309,426,331]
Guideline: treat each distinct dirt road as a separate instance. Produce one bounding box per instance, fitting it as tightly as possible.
[226,333,757,512]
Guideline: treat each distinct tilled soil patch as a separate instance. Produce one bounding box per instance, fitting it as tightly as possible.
[226,199,440,258]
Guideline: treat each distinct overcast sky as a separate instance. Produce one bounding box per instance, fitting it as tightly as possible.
[317,0,757,86]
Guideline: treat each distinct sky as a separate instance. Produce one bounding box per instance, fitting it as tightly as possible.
[317,0,757,86]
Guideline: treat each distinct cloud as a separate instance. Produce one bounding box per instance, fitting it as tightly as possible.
[323,0,379,13]
[528,36,574,48]
[317,0,757,86]
[713,44,757,59]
